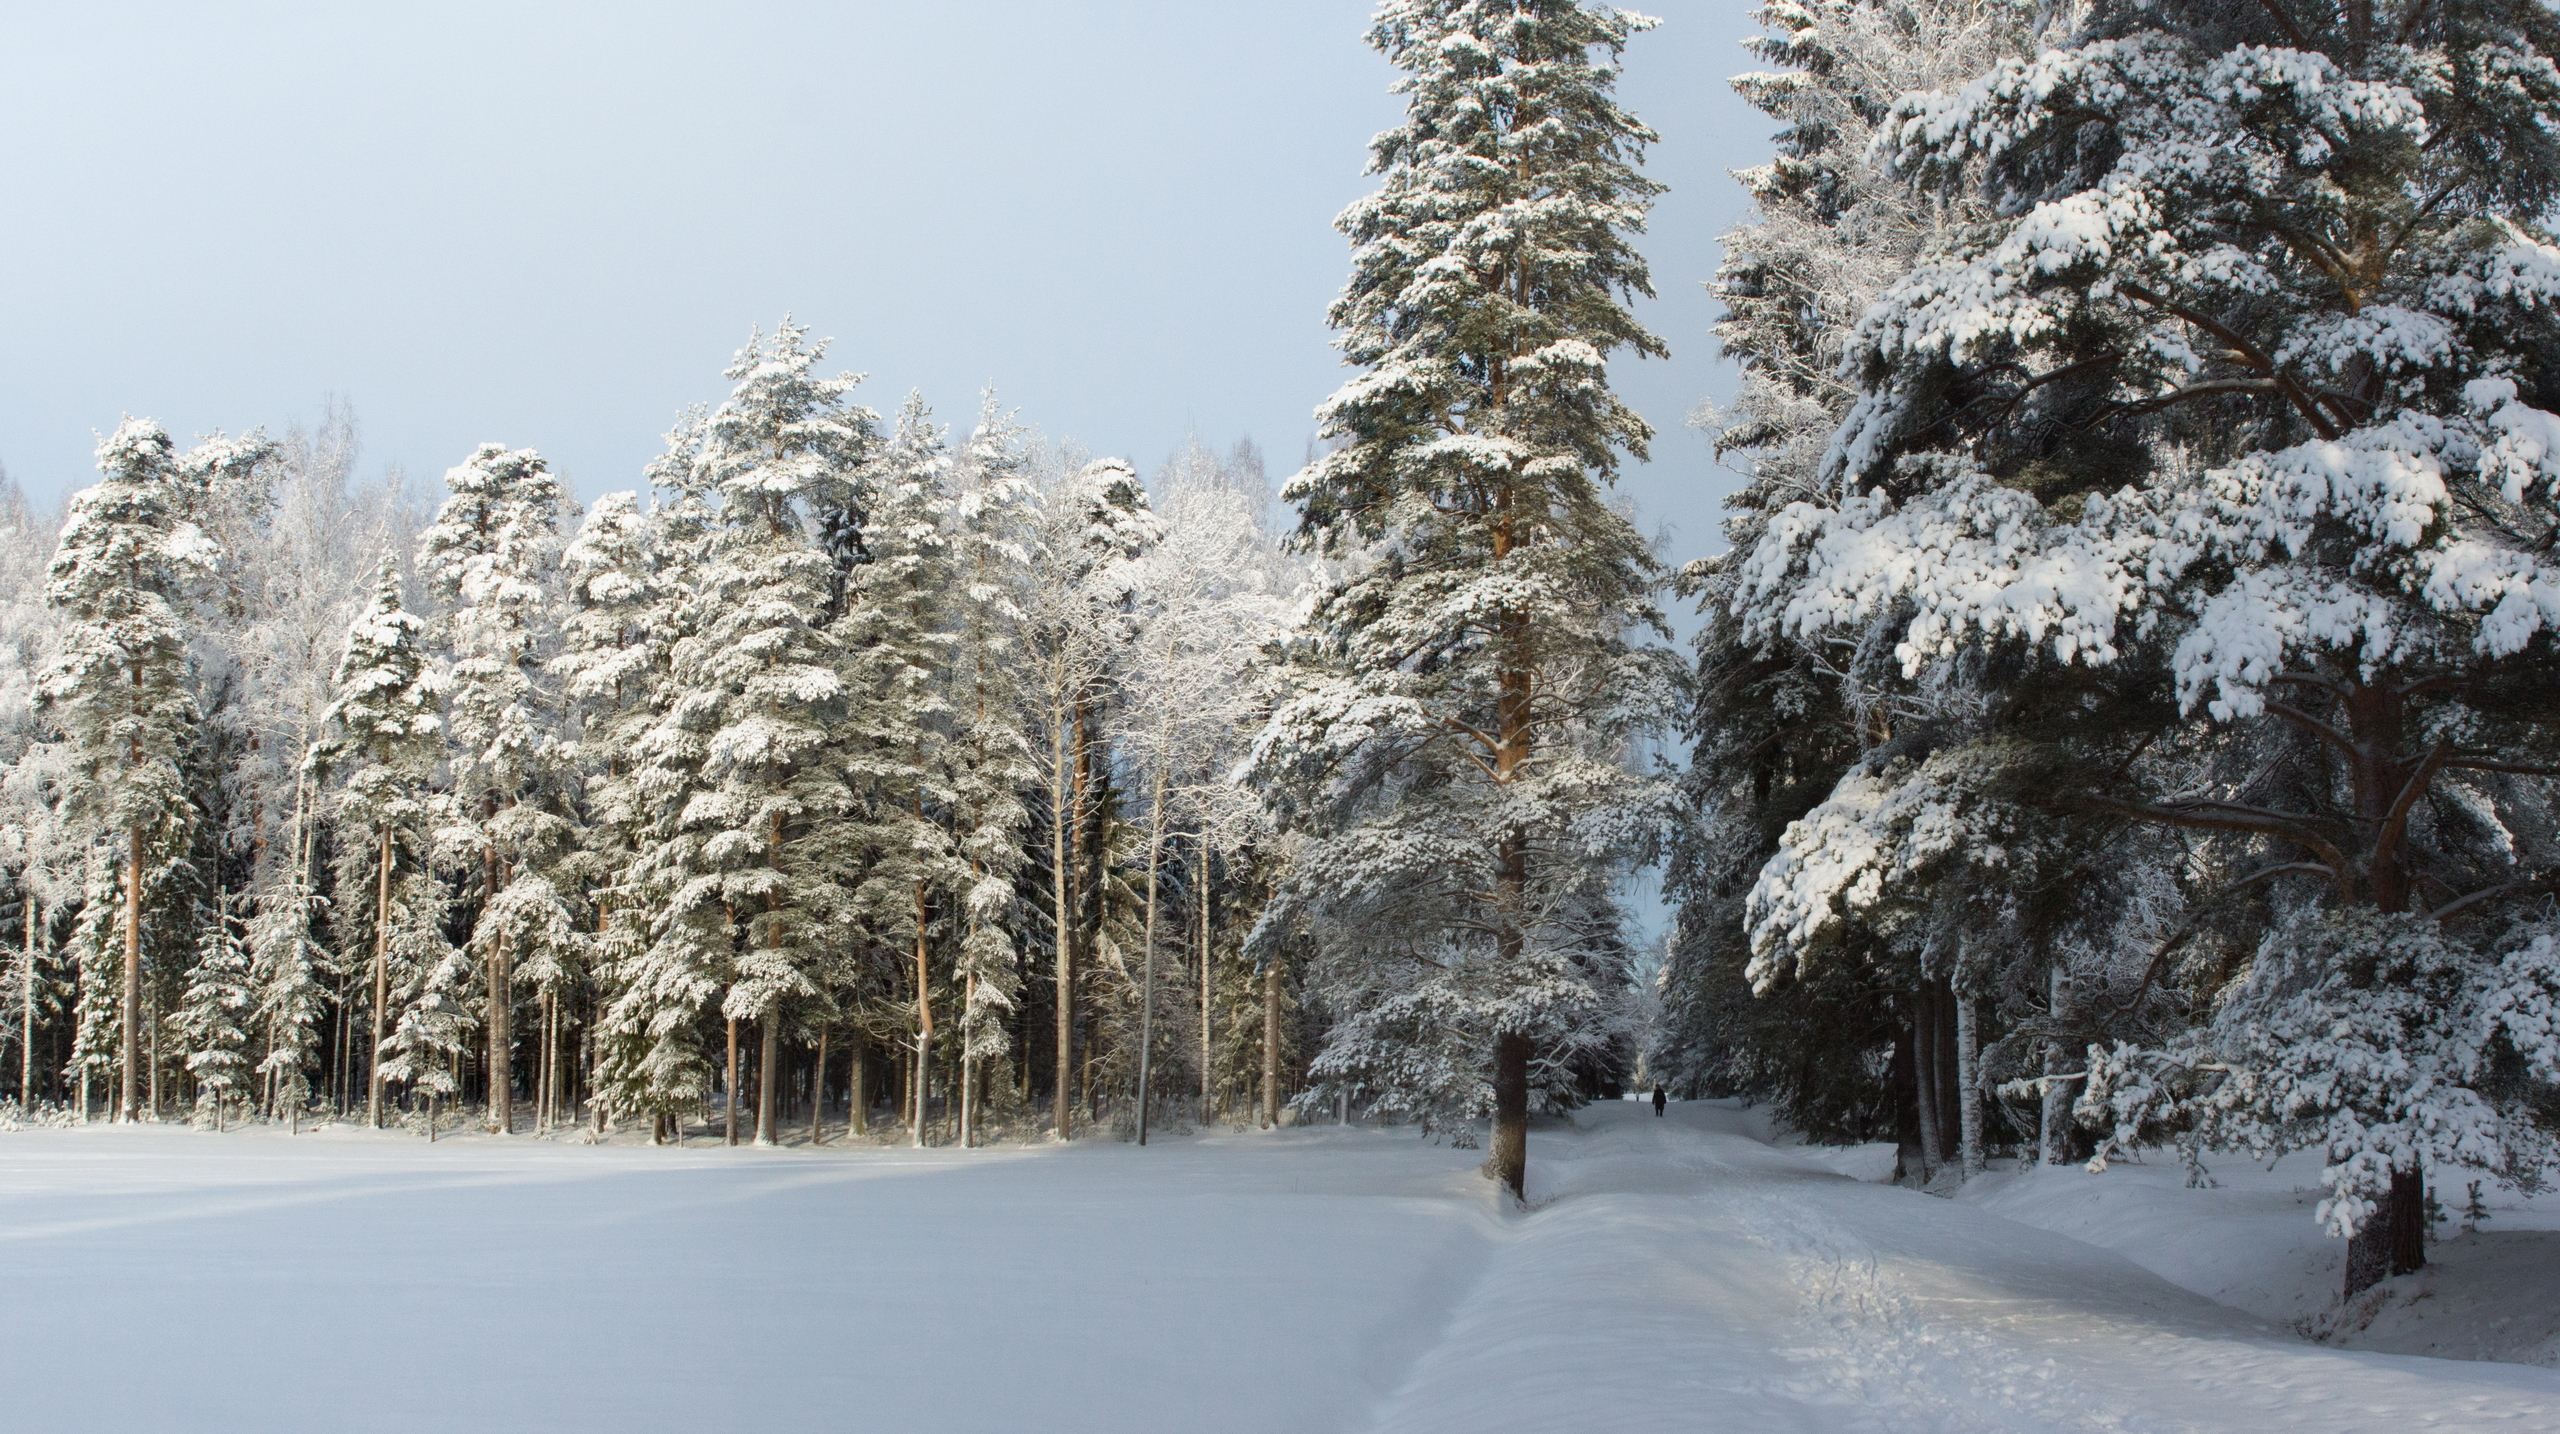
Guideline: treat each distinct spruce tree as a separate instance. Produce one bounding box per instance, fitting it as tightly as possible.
[418,442,573,1134]
[843,394,960,1146]
[315,552,442,1126]
[1256,0,1673,1200]
[945,396,1039,1147]
[644,321,872,1146]
[173,894,252,1128]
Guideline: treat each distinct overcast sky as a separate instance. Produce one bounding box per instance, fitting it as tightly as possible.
[0,0,1766,563]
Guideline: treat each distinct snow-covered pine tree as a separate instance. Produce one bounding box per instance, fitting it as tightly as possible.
[649,321,872,1147]
[419,442,575,1134]
[843,394,961,1147]
[1726,0,2560,1289]
[1022,456,1160,1138]
[945,395,1039,1147]
[42,420,254,1121]
[314,552,441,1126]
[1254,0,1674,1200]
[586,417,723,1135]
[1663,0,2035,1148]
[373,871,473,1136]
[173,893,252,1127]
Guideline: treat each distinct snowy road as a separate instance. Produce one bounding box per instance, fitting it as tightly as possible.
[0,1105,2552,1432]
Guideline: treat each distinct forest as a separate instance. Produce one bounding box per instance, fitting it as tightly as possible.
[10,0,2560,1320]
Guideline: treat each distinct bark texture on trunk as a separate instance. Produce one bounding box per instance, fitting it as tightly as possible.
[724,1015,740,1146]
[1051,709,1074,1142]
[1955,986,1984,1182]
[755,1006,779,1146]
[1260,954,1281,1128]
[2345,1167,2428,1297]
[120,825,141,1124]
[1913,985,1943,1181]
[367,830,391,1127]
[2040,964,2077,1167]
[809,1026,828,1146]
[487,934,511,1135]
[1488,1028,1529,1205]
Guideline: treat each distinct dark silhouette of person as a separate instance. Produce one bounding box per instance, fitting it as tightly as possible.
[1652,1084,1666,1117]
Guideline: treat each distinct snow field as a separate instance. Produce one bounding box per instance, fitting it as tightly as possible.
[3,1102,2557,1432]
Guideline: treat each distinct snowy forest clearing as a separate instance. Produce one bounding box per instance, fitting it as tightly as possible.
[5,1105,2556,1433]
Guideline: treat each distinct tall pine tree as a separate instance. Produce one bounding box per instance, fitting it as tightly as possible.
[1256,1,1673,1200]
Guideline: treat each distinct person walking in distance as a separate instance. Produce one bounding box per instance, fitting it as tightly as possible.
[1652,1084,1666,1118]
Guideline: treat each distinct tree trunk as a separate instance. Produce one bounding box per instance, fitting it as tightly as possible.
[1200,848,1213,1126]
[810,1025,829,1146]
[724,1015,740,1147]
[487,930,511,1135]
[2041,963,2076,1167]
[120,824,141,1124]
[914,877,933,1149]
[1954,984,1984,1181]
[1891,1017,1921,1180]
[1261,951,1282,1128]
[20,894,37,1109]
[756,1006,779,1147]
[851,1030,868,1136]
[1489,1028,1529,1205]
[1913,985,1943,1181]
[1051,703,1074,1141]
[1136,765,1168,1146]
[2345,1167,2427,1297]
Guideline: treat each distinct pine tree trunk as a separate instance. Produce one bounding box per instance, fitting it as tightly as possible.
[20,894,37,1109]
[724,1015,740,1147]
[810,1026,829,1146]
[1913,986,1943,1180]
[2345,1167,2428,1297]
[1200,849,1213,1126]
[487,931,511,1135]
[914,877,933,1149]
[1891,1020,1920,1180]
[1136,764,1168,1146]
[1489,1028,1529,1205]
[1261,952,1281,1128]
[852,1030,868,1137]
[1955,985,1984,1182]
[2041,963,2076,1167]
[756,1006,779,1147]
[120,824,141,1124]
[1051,705,1074,1141]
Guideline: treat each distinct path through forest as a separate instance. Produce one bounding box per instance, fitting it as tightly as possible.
[0,1104,2551,1431]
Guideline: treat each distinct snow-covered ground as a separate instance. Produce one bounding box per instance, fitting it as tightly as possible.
[3,1103,2555,1432]
[1963,1143,2560,1367]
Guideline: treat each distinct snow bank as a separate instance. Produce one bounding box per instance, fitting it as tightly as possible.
[1961,1149,2560,1367]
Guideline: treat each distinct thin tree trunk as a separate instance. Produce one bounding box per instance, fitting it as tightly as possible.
[1051,702,1074,1141]
[2040,963,2076,1167]
[1955,984,1984,1182]
[1199,845,1212,1126]
[1137,763,1169,1146]
[120,824,141,1124]
[724,1015,740,1147]
[1913,986,1943,1181]
[1261,952,1282,1129]
[914,877,932,1149]
[20,894,36,1109]
[810,1025,829,1146]
[756,1006,779,1147]
[852,1030,868,1137]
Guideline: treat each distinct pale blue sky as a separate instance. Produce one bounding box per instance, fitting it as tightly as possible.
[0,1,1766,564]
